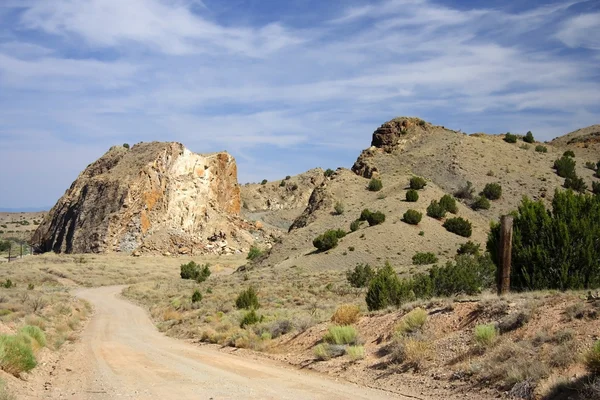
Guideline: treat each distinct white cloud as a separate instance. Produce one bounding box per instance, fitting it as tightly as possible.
[556,12,600,49]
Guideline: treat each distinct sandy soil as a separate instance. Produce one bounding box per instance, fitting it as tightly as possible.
[27,285,413,400]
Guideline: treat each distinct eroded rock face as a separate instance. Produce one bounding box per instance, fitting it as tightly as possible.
[32,142,253,254]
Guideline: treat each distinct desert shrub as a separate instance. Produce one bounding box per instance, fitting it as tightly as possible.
[347,345,365,360]
[523,131,534,143]
[504,132,517,143]
[261,179,267,185]
[235,287,260,310]
[412,252,438,265]
[313,229,346,251]
[585,161,597,170]
[454,181,475,200]
[331,304,361,325]
[520,144,530,150]
[246,246,263,261]
[403,210,422,225]
[0,334,37,376]
[324,168,335,177]
[366,262,412,311]
[472,196,491,210]
[191,289,202,303]
[366,211,386,226]
[429,254,495,296]
[390,336,431,371]
[368,178,383,192]
[474,324,498,348]
[406,189,419,202]
[439,194,458,214]
[553,156,576,178]
[349,219,361,232]
[122,143,130,149]
[334,201,345,215]
[482,183,502,200]
[565,302,586,320]
[346,263,375,288]
[409,176,427,190]
[593,182,600,195]
[457,241,481,255]
[585,340,600,375]
[240,309,262,328]
[564,175,588,193]
[279,180,285,187]
[396,308,427,334]
[443,217,472,237]
[487,190,600,291]
[323,325,358,345]
[268,319,293,338]
[359,209,372,221]
[285,175,291,180]
[534,145,547,153]
[426,200,446,219]
[18,326,46,349]
[2,280,12,289]
[180,262,211,283]
[0,241,9,252]
[313,343,333,360]
[563,150,575,158]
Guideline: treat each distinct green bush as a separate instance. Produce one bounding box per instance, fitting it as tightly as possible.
[285,175,291,180]
[585,340,600,375]
[504,132,517,143]
[409,176,427,190]
[471,196,491,211]
[366,263,412,311]
[19,326,46,348]
[279,180,286,187]
[474,324,498,347]
[122,143,130,149]
[403,210,422,225]
[313,229,346,251]
[3,280,12,289]
[246,246,263,261]
[457,241,481,255]
[426,200,446,219]
[454,181,475,200]
[368,178,383,192]
[535,145,548,153]
[334,201,345,215]
[553,156,576,178]
[443,217,472,237]
[0,241,9,252]
[523,131,534,144]
[563,150,575,158]
[323,325,358,345]
[235,287,260,310]
[439,194,458,214]
[429,254,495,296]
[350,219,361,232]
[585,161,597,171]
[482,183,502,200]
[406,189,419,202]
[593,182,600,195]
[180,262,211,283]
[347,345,365,360]
[324,168,335,177]
[487,190,600,291]
[412,252,438,265]
[346,263,375,288]
[261,179,268,185]
[191,289,202,303]
[564,175,587,193]
[359,209,372,221]
[367,211,385,226]
[396,308,428,334]
[240,309,262,328]
[0,334,37,376]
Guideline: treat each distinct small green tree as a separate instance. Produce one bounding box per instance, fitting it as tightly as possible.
[240,309,262,327]
[368,178,383,192]
[482,183,502,200]
[261,179,268,185]
[564,175,588,193]
[366,211,385,226]
[123,143,130,149]
[457,241,481,255]
[563,150,575,158]
[443,217,472,237]
[180,262,211,283]
[412,252,438,265]
[439,194,458,214]
[406,189,419,202]
[247,246,263,261]
[359,209,372,221]
[472,196,491,210]
[235,287,260,309]
[409,176,427,190]
[535,145,548,153]
[366,263,412,311]
[523,131,534,144]
[324,168,335,177]
[313,229,346,251]
[426,200,446,219]
[553,156,576,178]
[346,263,375,288]
[191,290,202,303]
[504,132,517,143]
[593,182,600,195]
[403,210,422,225]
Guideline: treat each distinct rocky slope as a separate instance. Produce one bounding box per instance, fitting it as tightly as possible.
[32,142,258,255]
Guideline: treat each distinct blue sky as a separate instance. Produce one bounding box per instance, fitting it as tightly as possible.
[0,0,599,209]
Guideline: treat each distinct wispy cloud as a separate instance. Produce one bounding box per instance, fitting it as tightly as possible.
[0,0,599,208]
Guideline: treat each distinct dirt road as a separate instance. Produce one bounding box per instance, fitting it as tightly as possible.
[39,286,409,399]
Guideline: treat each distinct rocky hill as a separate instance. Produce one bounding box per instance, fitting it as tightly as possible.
[249,117,599,273]
[31,142,260,255]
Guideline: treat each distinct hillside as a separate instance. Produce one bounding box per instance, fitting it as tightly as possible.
[249,117,599,273]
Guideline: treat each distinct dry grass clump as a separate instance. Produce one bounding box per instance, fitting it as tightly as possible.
[323,325,358,345]
[347,345,365,361]
[390,336,432,371]
[585,340,600,375]
[474,324,498,348]
[396,308,427,335]
[331,304,361,325]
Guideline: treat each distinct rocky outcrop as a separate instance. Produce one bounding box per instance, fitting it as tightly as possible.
[288,184,333,232]
[31,142,255,254]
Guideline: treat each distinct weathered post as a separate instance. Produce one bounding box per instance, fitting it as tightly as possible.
[498,215,513,295]
[20,244,23,258]
[7,243,11,263]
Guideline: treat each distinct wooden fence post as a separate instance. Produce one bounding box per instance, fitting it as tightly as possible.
[7,244,10,263]
[498,215,513,295]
